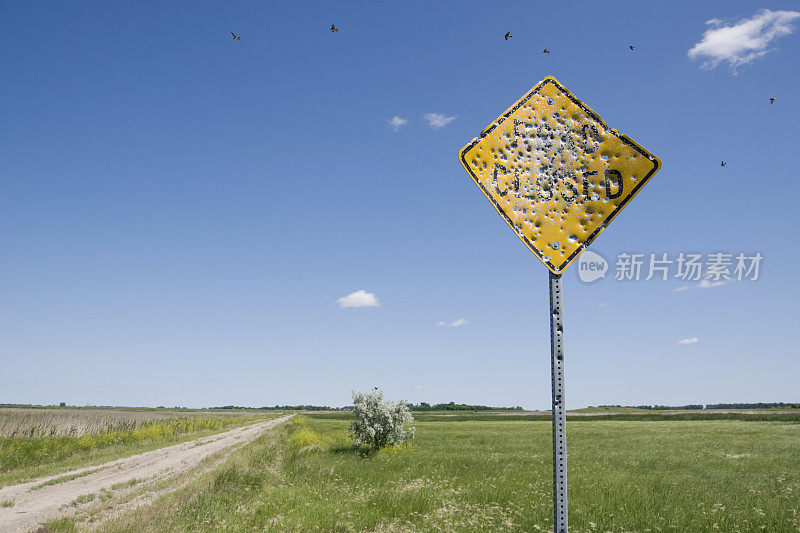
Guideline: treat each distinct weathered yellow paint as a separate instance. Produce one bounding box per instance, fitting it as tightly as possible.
[459,76,661,274]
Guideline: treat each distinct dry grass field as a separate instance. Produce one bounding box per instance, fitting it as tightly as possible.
[0,407,225,438]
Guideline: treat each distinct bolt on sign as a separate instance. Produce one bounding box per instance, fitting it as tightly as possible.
[459,76,661,274]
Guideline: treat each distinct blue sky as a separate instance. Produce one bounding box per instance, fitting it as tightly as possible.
[1,1,799,409]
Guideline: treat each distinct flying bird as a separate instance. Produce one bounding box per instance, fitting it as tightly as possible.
[629,44,635,51]
[230,32,241,40]
[505,31,511,41]
[331,24,338,32]
[543,48,551,54]
[770,97,776,104]
[721,161,726,167]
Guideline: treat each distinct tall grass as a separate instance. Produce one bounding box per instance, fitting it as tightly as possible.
[0,416,255,473]
[0,408,228,438]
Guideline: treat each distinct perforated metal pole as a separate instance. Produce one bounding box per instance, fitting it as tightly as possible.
[549,270,567,532]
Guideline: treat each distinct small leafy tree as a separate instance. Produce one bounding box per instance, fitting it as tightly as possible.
[349,389,415,449]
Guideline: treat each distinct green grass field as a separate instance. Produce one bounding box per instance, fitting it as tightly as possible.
[97,413,800,532]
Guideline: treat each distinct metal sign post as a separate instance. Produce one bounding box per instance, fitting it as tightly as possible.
[458,76,661,532]
[549,271,567,532]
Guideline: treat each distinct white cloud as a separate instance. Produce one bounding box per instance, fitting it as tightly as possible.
[688,10,800,73]
[437,318,468,327]
[698,279,730,289]
[677,337,700,345]
[388,115,407,131]
[336,290,381,308]
[673,280,731,291]
[424,113,457,128]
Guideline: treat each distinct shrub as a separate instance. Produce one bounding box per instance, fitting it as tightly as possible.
[349,390,415,449]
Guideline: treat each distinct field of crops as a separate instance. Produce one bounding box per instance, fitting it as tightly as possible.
[98,412,800,532]
[0,407,247,438]
[0,407,276,487]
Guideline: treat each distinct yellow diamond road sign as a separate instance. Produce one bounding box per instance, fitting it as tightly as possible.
[459,76,662,274]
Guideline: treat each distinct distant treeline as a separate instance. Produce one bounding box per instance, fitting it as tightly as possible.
[208,403,526,411]
[207,402,524,412]
[207,405,350,411]
[409,402,524,411]
[634,405,704,410]
[596,402,800,410]
[4,402,797,412]
[705,402,800,410]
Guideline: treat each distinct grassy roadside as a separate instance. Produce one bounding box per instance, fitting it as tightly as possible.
[94,418,292,532]
[98,415,800,532]
[0,415,278,488]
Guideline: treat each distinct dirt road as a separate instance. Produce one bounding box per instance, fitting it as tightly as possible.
[0,415,292,532]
